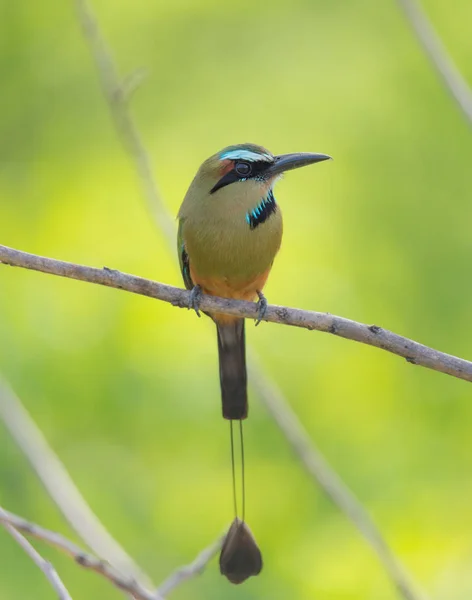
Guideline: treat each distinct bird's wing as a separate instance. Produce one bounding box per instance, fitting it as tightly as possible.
[177,219,194,290]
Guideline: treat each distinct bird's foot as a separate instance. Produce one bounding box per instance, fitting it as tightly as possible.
[255,291,268,326]
[188,284,203,317]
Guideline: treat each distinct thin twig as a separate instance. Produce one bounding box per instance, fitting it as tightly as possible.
[248,353,428,600]
[0,377,152,587]
[73,0,174,246]
[157,535,225,596]
[0,507,159,600]
[1,243,471,386]
[397,0,472,124]
[69,2,431,599]
[0,509,73,600]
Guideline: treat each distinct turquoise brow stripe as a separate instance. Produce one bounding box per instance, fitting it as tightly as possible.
[220,149,272,162]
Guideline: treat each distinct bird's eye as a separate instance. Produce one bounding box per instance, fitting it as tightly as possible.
[235,161,252,177]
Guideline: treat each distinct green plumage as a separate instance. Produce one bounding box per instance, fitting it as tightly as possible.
[177,143,330,419]
[178,179,283,288]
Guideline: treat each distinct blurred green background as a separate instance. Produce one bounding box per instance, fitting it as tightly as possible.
[1,0,472,598]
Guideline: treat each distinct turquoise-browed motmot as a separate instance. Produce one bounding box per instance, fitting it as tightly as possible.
[177,143,330,584]
[178,143,330,420]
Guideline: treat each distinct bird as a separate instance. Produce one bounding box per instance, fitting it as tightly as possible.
[177,142,330,421]
[177,143,330,583]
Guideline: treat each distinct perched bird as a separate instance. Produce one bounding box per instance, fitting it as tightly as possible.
[177,143,330,421]
[177,143,330,583]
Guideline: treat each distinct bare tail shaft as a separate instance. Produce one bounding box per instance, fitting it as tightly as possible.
[216,319,247,419]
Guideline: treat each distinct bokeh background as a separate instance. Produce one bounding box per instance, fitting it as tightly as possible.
[2,0,472,598]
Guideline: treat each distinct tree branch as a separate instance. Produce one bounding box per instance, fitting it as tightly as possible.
[397,0,472,125]
[73,0,174,247]
[157,535,225,596]
[0,376,152,588]
[0,507,160,600]
[0,378,222,597]
[1,243,471,385]
[248,354,429,600]
[0,508,73,600]
[0,507,221,600]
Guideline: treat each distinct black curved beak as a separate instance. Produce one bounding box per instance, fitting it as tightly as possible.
[266,152,332,177]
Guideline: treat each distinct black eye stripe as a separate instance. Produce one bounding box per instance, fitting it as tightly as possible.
[210,171,239,194]
[210,159,274,194]
[240,160,272,178]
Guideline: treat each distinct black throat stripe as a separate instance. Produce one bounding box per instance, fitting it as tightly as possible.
[246,189,277,230]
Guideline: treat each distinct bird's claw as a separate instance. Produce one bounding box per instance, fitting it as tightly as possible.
[255,291,267,326]
[188,285,203,317]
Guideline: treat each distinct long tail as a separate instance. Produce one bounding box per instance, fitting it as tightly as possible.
[216,319,247,420]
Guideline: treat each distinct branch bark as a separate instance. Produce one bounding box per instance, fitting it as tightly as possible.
[1,243,471,384]
[0,507,160,600]
[0,506,221,600]
[0,376,151,588]
[157,535,225,596]
[0,508,74,600]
